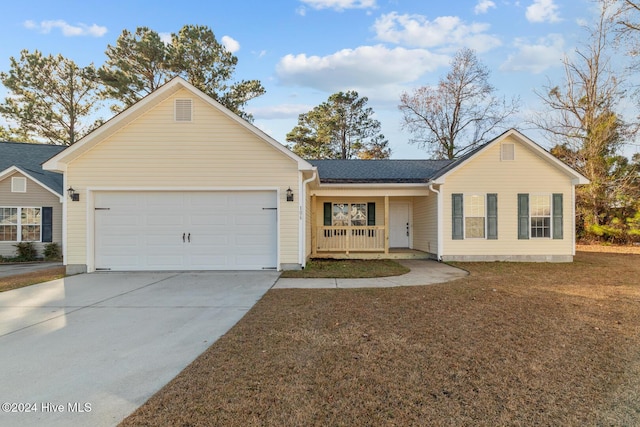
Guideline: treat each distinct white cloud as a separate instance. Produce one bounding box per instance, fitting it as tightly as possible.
[526,0,561,23]
[276,44,450,92]
[221,35,240,53]
[300,0,376,11]
[250,104,313,120]
[475,0,496,14]
[500,34,565,73]
[23,19,107,37]
[373,12,501,53]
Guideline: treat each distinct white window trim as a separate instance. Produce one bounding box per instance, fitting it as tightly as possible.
[530,193,552,239]
[11,176,27,193]
[0,206,42,242]
[463,193,486,239]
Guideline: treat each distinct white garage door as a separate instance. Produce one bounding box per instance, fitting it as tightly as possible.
[94,191,277,271]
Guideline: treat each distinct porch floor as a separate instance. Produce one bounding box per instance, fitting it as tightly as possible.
[313,248,433,260]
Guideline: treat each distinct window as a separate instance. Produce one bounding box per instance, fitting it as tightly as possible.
[11,177,27,192]
[465,195,485,238]
[0,207,41,242]
[0,208,18,241]
[518,194,563,240]
[452,194,498,240]
[530,195,551,238]
[332,203,367,226]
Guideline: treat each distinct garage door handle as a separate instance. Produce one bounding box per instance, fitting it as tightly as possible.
[183,233,185,242]
[188,233,191,243]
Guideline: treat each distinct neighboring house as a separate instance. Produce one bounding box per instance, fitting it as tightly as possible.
[0,142,65,258]
[43,77,588,274]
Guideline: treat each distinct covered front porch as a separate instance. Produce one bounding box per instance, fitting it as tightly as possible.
[307,186,438,260]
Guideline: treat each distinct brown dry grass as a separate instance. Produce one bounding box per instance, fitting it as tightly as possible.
[0,267,66,292]
[121,251,640,426]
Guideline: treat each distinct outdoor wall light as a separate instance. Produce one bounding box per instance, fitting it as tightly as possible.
[67,186,80,202]
[286,187,294,202]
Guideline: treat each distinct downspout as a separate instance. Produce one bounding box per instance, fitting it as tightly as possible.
[428,183,443,261]
[299,170,317,269]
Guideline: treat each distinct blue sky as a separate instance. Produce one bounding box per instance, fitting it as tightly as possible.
[1,0,637,159]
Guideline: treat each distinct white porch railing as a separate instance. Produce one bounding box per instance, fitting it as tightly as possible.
[316,226,386,253]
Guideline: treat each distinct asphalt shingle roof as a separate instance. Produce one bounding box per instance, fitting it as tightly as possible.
[0,141,66,195]
[308,159,455,183]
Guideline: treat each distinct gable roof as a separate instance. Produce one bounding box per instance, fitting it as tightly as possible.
[310,159,452,183]
[429,128,590,185]
[308,129,589,186]
[0,141,66,195]
[43,77,315,173]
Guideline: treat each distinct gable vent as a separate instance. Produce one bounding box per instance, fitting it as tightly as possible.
[11,176,27,193]
[175,98,193,122]
[501,143,515,161]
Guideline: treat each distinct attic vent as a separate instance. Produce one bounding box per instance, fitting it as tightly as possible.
[501,143,515,161]
[11,176,27,193]
[175,98,193,122]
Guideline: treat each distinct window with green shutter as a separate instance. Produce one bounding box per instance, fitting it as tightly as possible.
[452,194,464,240]
[552,193,563,239]
[487,194,498,239]
[518,194,529,239]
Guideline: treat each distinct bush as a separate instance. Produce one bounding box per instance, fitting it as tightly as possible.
[44,243,62,261]
[13,242,38,261]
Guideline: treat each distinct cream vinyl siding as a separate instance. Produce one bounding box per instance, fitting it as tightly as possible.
[412,194,438,256]
[441,135,574,257]
[0,172,62,257]
[65,88,300,267]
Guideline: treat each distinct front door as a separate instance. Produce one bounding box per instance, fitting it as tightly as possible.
[389,202,410,248]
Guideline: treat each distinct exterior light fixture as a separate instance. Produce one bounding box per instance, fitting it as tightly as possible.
[286,187,294,202]
[67,187,80,202]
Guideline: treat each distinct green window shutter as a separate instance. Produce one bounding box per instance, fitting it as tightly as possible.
[42,207,53,243]
[452,193,464,240]
[323,203,332,226]
[367,202,376,226]
[487,194,498,240]
[518,194,529,240]
[553,193,563,239]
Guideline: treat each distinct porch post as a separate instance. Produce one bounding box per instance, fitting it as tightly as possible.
[311,195,317,256]
[384,195,389,254]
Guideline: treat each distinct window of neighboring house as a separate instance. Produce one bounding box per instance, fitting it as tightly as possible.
[11,177,27,192]
[0,207,41,242]
[464,195,485,238]
[530,195,551,238]
[501,143,515,161]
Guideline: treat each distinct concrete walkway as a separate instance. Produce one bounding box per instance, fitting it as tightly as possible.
[273,259,468,289]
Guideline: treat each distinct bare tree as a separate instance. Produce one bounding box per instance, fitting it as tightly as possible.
[399,48,519,159]
[533,0,639,238]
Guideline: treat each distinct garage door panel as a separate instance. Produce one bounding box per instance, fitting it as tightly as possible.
[95,191,277,271]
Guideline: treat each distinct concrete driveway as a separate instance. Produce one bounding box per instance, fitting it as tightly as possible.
[0,271,278,427]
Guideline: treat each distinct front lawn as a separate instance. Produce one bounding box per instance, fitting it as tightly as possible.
[0,267,66,292]
[121,250,640,426]
[279,258,410,278]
